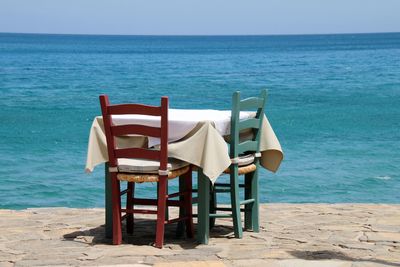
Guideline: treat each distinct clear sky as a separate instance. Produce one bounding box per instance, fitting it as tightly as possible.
[1,0,399,35]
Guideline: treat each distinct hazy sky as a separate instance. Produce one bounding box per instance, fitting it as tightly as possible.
[1,0,400,35]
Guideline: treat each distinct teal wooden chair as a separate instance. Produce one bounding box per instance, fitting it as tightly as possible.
[209,89,267,238]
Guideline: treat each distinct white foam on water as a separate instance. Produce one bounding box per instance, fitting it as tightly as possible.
[375,175,391,180]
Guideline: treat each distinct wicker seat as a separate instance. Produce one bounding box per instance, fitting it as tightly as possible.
[223,164,256,175]
[223,154,256,175]
[118,165,190,183]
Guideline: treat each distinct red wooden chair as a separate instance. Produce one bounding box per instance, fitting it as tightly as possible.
[100,95,194,248]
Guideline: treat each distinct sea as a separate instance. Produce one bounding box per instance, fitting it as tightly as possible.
[1,32,399,209]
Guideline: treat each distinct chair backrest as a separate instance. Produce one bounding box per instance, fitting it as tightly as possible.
[99,95,168,172]
[230,90,267,158]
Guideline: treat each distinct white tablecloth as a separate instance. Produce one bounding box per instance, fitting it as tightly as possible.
[86,109,283,182]
[111,109,253,147]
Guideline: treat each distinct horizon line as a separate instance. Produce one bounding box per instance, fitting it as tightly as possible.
[1,31,400,38]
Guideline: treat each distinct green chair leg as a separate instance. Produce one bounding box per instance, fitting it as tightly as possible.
[105,163,113,239]
[244,172,253,231]
[251,164,260,232]
[230,165,243,238]
[209,183,217,229]
[197,168,210,244]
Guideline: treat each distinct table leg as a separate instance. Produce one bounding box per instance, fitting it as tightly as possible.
[105,163,113,239]
[197,168,210,244]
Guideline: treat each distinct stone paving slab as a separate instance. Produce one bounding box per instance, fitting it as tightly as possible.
[0,204,399,266]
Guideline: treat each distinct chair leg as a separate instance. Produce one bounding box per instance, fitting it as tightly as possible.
[184,170,194,238]
[175,175,185,238]
[111,174,122,245]
[126,182,134,235]
[176,170,195,239]
[251,167,260,232]
[155,177,167,248]
[230,166,243,238]
[244,172,253,231]
[165,186,169,221]
[209,183,216,229]
[105,163,113,239]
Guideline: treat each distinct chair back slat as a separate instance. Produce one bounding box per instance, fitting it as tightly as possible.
[111,125,161,138]
[230,90,267,158]
[239,97,265,110]
[237,140,258,155]
[114,148,160,161]
[238,118,259,131]
[108,104,162,116]
[99,95,168,171]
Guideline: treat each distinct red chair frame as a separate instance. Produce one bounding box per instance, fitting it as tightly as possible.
[100,95,193,248]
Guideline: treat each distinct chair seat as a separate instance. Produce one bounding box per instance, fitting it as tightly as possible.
[117,157,190,183]
[236,154,255,166]
[117,158,189,173]
[222,154,256,175]
[117,165,190,183]
[224,164,257,175]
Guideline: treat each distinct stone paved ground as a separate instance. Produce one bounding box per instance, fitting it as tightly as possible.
[0,204,399,267]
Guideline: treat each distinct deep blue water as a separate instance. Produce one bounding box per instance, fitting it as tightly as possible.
[1,32,400,209]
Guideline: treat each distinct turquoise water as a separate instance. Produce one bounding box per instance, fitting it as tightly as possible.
[1,32,399,209]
